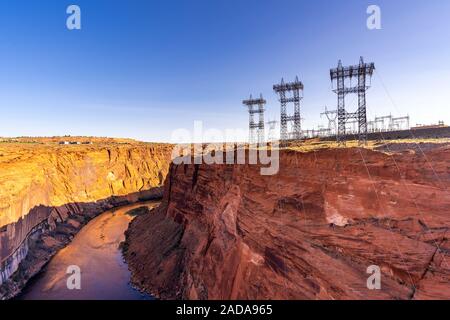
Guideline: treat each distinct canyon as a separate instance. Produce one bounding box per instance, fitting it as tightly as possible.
[1,137,449,300]
[124,143,450,300]
[0,139,173,299]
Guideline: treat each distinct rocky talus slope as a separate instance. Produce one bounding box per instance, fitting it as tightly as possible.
[0,142,172,298]
[124,146,450,300]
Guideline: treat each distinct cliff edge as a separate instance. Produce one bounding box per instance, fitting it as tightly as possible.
[124,146,450,300]
[0,141,173,298]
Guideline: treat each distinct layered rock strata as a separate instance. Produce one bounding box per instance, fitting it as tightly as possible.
[0,143,172,298]
[124,147,450,300]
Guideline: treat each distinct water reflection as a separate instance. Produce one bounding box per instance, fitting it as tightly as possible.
[19,201,158,300]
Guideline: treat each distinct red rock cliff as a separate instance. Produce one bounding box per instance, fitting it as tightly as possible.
[0,142,173,294]
[125,146,450,300]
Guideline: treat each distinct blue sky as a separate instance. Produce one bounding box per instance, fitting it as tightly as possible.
[0,0,449,142]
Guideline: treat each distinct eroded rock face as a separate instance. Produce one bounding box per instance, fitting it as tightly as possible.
[124,147,450,300]
[0,142,173,295]
[0,143,172,227]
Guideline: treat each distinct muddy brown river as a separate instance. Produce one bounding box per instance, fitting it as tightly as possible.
[18,201,159,300]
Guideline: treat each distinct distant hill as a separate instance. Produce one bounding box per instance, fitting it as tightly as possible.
[0,136,144,145]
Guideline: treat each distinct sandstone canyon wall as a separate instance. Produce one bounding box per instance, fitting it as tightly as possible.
[124,146,450,300]
[0,142,172,298]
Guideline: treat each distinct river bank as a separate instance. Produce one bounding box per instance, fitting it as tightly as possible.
[0,189,163,300]
[18,201,159,300]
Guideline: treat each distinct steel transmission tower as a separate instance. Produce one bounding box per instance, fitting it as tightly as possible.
[330,57,375,145]
[320,106,337,136]
[375,115,393,131]
[392,115,410,131]
[267,120,278,142]
[273,77,304,142]
[243,94,266,145]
